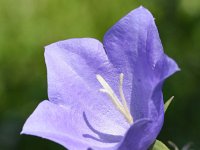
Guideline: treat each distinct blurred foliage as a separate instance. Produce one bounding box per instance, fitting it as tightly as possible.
[0,0,200,149]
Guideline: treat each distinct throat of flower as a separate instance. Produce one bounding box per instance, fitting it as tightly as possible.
[96,73,133,124]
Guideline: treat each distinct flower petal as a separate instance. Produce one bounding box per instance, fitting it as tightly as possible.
[45,38,130,134]
[103,6,179,121]
[117,118,161,150]
[21,100,119,150]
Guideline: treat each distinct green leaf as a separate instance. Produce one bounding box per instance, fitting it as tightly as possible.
[164,96,174,113]
[149,140,170,150]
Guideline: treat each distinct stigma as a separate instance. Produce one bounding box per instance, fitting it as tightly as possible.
[96,73,133,124]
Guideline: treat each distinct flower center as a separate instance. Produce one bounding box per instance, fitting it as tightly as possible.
[96,73,133,124]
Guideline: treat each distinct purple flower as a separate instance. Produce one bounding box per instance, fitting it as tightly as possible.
[21,6,179,150]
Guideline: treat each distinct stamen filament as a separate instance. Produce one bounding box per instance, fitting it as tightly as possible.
[119,74,129,113]
[96,74,133,124]
[99,88,125,114]
[119,73,133,123]
[97,75,124,112]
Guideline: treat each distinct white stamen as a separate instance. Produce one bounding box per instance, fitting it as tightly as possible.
[119,74,129,114]
[119,73,133,123]
[96,74,133,124]
[96,75,125,113]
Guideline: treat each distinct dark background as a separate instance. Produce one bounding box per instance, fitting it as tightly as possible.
[0,0,200,149]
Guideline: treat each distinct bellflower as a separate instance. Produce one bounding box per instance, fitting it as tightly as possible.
[21,7,179,150]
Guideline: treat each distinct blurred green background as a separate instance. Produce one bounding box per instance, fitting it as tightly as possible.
[0,0,200,149]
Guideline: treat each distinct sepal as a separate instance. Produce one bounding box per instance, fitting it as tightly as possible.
[149,140,170,150]
[164,96,174,113]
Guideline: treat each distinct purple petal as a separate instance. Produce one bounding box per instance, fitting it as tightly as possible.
[40,38,134,148]
[45,38,130,131]
[21,100,119,150]
[103,6,179,120]
[103,7,179,148]
[117,118,161,150]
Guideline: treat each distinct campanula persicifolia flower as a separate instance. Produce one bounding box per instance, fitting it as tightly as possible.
[21,6,179,150]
